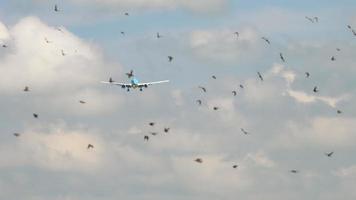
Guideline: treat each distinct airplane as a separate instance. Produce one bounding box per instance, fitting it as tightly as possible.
[101,73,169,92]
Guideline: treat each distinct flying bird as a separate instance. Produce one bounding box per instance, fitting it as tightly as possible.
[149,122,155,126]
[196,99,202,106]
[234,32,239,39]
[44,37,51,43]
[87,144,94,149]
[313,86,319,93]
[290,170,299,174]
[124,12,129,16]
[13,133,20,137]
[331,56,336,61]
[61,49,66,56]
[2,44,7,48]
[337,110,342,114]
[120,31,125,35]
[126,70,134,78]
[198,86,207,93]
[168,56,174,62]
[305,72,310,78]
[325,152,334,157]
[33,113,38,118]
[150,132,158,136]
[54,4,59,12]
[212,75,217,79]
[241,128,249,135]
[79,100,86,104]
[156,32,162,38]
[280,53,286,62]
[305,16,315,23]
[195,158,203,163]
[164,128,170,133]
[239,84,244,89]
[232,91,237,96]
[257,72,264,81]
[144,135,149,141]
[261,37,270,45]
[24,86,30,92]
[233,165,238,169]
[213,106,219,111]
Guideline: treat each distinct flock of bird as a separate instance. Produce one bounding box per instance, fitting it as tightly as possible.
[4,4,355,175]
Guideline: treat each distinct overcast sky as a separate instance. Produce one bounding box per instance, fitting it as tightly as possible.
[0,0,356,200]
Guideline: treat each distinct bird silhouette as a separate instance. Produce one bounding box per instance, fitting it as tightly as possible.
[232,91,237,96]
[156,32,162,38]
[261,37,270,45]
[305,72,310,78]
[126,70,134,78]
[33,113,39,118]
[233,165,238,169]
[305,16,314,23]
[24,86,30,92]
[120,31,125,35]
[313,86,319,93]
[198,86,207,93]
[61,49,66,56]
[212,75,217,79]
[150,132,158,136]
[44,37,51,43]
[234,32,239,39]
[241,128,249,135]
[87,144,94,149]
[195,158,203,163]
[144,135,149,141]
[196,99,202,106]
[331,56,336,61]
[337,110,342,114]
[280,53,286,62]
[257,72,264,81]
[239,84,244,89]
[79,100,86,104]
[290,170,299,173]
[149,122,155,126]
[213,106,219,111]
[13,133,20,137]
[168,56,173,62]
[124,12,129,16]
[2,44,7,48]
[325,152,334,157]
[54,4,59,12]
[164,128,170,133]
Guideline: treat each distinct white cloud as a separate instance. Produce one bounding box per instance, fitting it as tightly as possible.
[287,90,347,108]
[0,17,123,115]
[0,22,10,42]
[0,124,106,172]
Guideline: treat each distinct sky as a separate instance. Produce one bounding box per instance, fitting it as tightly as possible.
[0,0,356,200]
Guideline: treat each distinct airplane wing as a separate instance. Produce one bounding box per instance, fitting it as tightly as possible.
[138,80,170,86]
[100,81,131,88]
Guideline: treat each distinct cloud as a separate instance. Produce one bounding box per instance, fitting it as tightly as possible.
[0,124,106,172]
[287,90,347,108]
[0,22,10,42]
[0,17,123,115]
